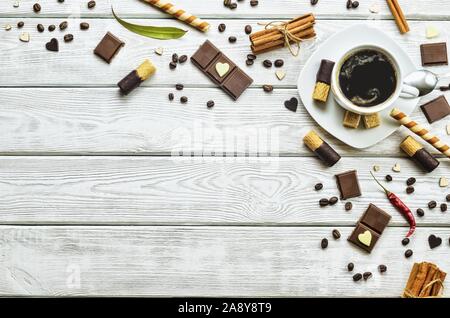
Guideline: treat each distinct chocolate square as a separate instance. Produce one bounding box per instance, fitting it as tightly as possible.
[223,68,253,100]
[94,32,125,64]
[348,223,380,253]
[420,95,450,123]
[206,55,236,84]
[420,42,448,66]
[335,170,362,200]
[359,204,391,234]
[191,40,220,69]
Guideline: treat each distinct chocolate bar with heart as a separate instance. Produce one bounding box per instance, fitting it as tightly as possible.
[191,40,253,100]
[348,204,391,253]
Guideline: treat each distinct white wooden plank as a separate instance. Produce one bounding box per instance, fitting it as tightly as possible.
[0,19,449,87]
[0,156,448,225]
[0,225,448,297]
[1,87,449,156]
[0,0,448,19]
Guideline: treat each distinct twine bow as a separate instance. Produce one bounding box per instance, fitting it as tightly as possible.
[403,279,445,298]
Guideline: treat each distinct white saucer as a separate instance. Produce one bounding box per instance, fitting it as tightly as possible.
[298,24,419,149]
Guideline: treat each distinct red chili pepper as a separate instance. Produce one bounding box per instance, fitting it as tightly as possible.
[370,172,416,237]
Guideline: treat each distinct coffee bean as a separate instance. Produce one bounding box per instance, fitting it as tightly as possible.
[446,194,450,202]
[321,238,328,249]
[244,25,252,34]
[168,93,174,101]
[250,0,259,6]
[246,59,254,66]
[228,36,237,43]
[247,54,257,61]
[406,186,415,194]
[405,249,413,258]
[416,208,425,217]
[169,62,177,70]
[64,34,73,42]
[228,2,237,9]
[353,273,362,282]
[329,196,338,205]
[80,22,90,30]
[346,0,352,9]
[332,229,341,240]
[262,84,273,93]
[402,237,410,246]
[59,21,68,31]
[58,0,65,2]
[378,265,387,273]
[178,55,188,63]
[347,262,354,272]
[33,3,41,13]
[175,84,184,91]
[37,24,44,33]
[345,202,353,211]
[352,1,360,8]
[48,25,55,32]
[87,1,96,9]
[406,177,416,186]
[385,175,393,182]
[218,23,226,32]
[17,21,24,28]
[428,201,437,209]
[363,272,372,280]
[319,198,329,207]
[311,0,319,5]
[180,96,188,104]
[207,100,215,108]
[263,60,272,68]
[314,183,323,191]
[441,203,448,212]
[223,0,231,6]
[274,59,284,67]
[172,53,179,63]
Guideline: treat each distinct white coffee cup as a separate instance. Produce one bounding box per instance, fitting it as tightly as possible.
[331,45,418,115]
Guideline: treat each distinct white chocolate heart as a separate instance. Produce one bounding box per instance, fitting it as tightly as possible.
[392,163,401,172]
[426,26,439,39]
[358,230,372,247]
[19,32,30,42]
[276,70,286,80]
[439,177,448,187]
[154,47,164,55]
[215,62,230,77]
[446,123,450,135]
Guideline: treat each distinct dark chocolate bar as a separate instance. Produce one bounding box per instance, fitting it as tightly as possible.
[94,32,125,64]
[420,95,450,123]
[420,42,448,66]
[191,40,253,100]
[316,59,335,85]
[400,136,440,173]
[335,170,361,200]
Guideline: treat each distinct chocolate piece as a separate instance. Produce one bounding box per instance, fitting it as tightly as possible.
[400,136,440,173]
[420,95,450,123]
[191,40,253,100]
[421,42,448,66]
[118,60,156,95]
[335,170,361,199]
[348,204,391,253]
[94,32,125,64]
[303,130,341,167]
[316,59,335,85]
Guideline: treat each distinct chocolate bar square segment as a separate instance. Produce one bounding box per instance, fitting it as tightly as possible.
[420,95,450,123]
[359,204,391,234]
[223,68,253,100]
[335,170,362,200]
[191,40,220,69]
[420,42,448,66]
[206,54,236,84]
[94,32,125,64]
[348,223,380,253]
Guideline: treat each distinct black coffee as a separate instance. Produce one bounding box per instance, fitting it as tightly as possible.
[338,49,397,107]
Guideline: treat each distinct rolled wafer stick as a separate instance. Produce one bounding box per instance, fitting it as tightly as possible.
[390,108,450,158]
[143,0,210,32]
[400,136,440,172]
[303,130,341,167]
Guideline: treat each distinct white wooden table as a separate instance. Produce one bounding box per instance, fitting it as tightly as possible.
[0,0,449,297]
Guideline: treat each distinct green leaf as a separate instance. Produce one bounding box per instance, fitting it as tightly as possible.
[112,8,187,40]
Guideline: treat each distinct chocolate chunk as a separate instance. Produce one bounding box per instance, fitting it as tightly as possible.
[420,42,448,66]
[284,97,298,112]
[316,59,335,85]
[420,95,450,123]
[222,68,253,100]
[335,170,362,200]
[428,234,442,249]
[94,32,125,64]
[359,204,391,234]
[348,223,380,253]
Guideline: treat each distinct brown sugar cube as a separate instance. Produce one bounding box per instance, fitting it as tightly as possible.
[363,113,381,129]
[343,111,361,129]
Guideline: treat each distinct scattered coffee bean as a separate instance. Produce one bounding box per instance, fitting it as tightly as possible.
[405,249,413,258]
[363,272,372,280]
[346,0,352,9]
[228,36,237,43]
[263,60,273,68]
[179,55,188,63]
[321,238,328,249]
[274,59,284,67]
[345,202,353,211]
[172,53,179,63]
[416,208,425,217]
[378,265,387,273]
[17,21,24,28]
[37,24,44,33]
[169,62,177,70]
[218,23,226,32]
[250,0,259,6]
[385,175,393,182]
[207,100,215,108]
[64,34,73,42]
[180,96,188,104]
[58,0,65,2]
[246,59,254,66]
[244,25,252,34]
[441,203,448,212]
[48,25,55,32]
[352,1,360,8]
[228,2,237,9]
[80,22,90,30]
[319,198,329,207]
[168,93,174,101]
[247,54,257,61]
[428,201,437,209]
[406,186,415,194]
[402,237,410,246]
[329,196,338,205]
[59,21,68,31]
[223,0,231,6]
[314,183,323,191]
[353,273,362,282]
[87,1,96,9]
[175,84,184,91]
[33,3,41,13]
[262,84,273,92]
[332,229,341,240]
[446,194,450,202]
[347,262,354,272]
[406,177,416,186]
[311,0,319,5]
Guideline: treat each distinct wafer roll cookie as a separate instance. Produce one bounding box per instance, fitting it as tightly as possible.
[400,136,440,172]
[145,0,210,32]
[303,130,341,167]
[118,59,156,95]
[313,60,335,103]
[343,111,361,129]
[363,113,381,129]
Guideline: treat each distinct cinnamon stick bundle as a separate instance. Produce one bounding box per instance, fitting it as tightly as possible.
[403,262,446,298]
[249,13,316,55]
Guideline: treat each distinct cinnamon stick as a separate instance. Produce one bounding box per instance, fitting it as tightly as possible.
[431,269,447,296]
[251,28,315,54]
[420,263,437,297]
[250,13,315,40]
[410,262,429,296]
[403,262,419,297]
[386,0,409,34]
[252,22,314,47]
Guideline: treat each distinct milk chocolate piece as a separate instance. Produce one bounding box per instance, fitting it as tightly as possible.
[420,95,450,123]
[118,60,156,95]
[348,223,380,253]
[420,42,448,66]
[94,32,125,63]
[316,59,335,85]
[335,170,361,199]
[400,136,440,173]
[191,40,253,100]
[359,203,391,234]
[303,130,341,167]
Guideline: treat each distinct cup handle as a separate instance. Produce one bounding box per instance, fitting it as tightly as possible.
[400,84,420,99]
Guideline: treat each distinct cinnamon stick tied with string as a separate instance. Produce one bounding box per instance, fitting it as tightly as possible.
[386,0,409,34]
[402,262,446,297]
[249,14,316,55]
